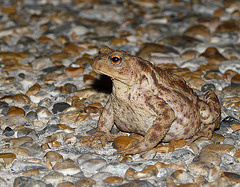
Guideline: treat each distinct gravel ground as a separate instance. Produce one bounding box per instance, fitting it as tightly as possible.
[0,0,240,186]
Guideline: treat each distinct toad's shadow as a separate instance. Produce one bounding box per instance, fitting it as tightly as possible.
[92,75,112,94]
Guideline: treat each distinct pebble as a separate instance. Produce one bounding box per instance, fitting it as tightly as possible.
[81,158,107,173]
[52,102,71,114]
[170,170,195,185]
[10,136,33,148]
[53,159,81,175]
[133,165,158,180]
[0,153,16,165]
[6,106,25,117]
[43,171,64,185]
[104,176,123,184]
[13,177,48,187]
[23,169,40,176]
[57,181,75,187]
[200,144,236,156]
[113,136,139,151]
[171,149,195,161]
[234,149,240,163]
[3,126,15,137]
[75,177,96,187]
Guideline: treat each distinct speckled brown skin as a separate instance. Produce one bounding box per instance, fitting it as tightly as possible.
[91,46,221,155]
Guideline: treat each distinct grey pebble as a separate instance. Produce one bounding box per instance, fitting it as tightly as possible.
[13,176,52,187]
[3,126,15,137]
[220,116,240,127]
[171,149,195,161]
[26,111,38,121]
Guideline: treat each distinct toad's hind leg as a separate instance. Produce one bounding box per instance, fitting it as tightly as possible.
[188,90,221,144]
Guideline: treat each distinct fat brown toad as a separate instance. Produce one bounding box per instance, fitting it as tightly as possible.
[90,46,221,155]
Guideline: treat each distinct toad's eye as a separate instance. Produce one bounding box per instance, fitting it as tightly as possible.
[110,55,122,65]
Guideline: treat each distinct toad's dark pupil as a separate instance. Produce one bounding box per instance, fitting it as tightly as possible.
[112,57,120,62]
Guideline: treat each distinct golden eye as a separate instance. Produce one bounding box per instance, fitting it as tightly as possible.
[110,55,122,65]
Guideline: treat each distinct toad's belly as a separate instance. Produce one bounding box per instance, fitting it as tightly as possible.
[111,96,202,142]
[112,101,156,135]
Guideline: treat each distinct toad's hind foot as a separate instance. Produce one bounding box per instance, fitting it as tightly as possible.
[188,119,219,145]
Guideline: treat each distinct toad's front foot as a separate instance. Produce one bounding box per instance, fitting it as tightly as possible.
[88,130,117,147]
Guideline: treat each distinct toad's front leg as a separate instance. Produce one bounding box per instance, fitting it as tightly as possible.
[88,99,117,146]
[115,102,175,155]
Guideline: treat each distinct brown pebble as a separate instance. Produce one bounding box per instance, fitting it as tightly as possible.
[65,67,85,77]
[214,8,225,17]
[204,71,223,80]
[75,177,96,187]
[231,74,240,84]
[219,172,240,184]
[104,176,123,184]
[211,134,225,143]
[6,106,25,117]
[200,47,227,65]
[12,148,30,157]
[184,25,210,38]
[0,153,16,165]
[10,136,33,148]
[234,149,240,163]
[231,123,240,131]
[0,52,29,62]
[75,113,90,124]
[113,136,138,150]
[26,83,41,96]
[181,50,199,60]
[44,151,63,163]
[124,168,136,179]
[215,20,239,33]
[23,169,40,176]
[110,38,129,46]
[57,124,75,133]
[1,93,30,105]
[201,144,236,157]
[1,7,17,14]
[41,143,50,151]
[57,181,75,187]
[133,165,158,180]
[75,56,93,66]
[63,44,84,56]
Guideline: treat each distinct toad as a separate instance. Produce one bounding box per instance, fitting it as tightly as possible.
[90,46,221,155]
